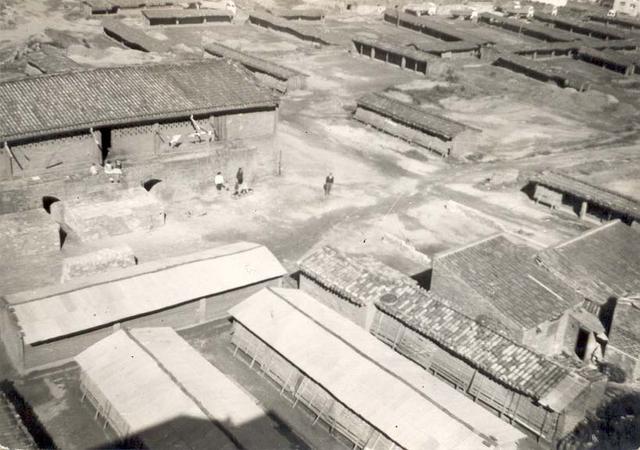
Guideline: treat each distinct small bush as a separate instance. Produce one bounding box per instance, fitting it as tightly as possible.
[599,362,627,384]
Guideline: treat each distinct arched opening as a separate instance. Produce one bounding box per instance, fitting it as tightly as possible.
[42,196,60,214]
[142,179,163,192]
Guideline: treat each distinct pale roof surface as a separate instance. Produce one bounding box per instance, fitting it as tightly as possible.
[74,330,237,450]
[130,327,292,449]
[8,242,286,344]
[230,287,526,449]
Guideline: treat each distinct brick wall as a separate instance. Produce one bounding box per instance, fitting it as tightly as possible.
[0,209,59,258]
[1,134,101,182]
[224,110,276,140]
[60,246,136,283]
[521,315,568,357]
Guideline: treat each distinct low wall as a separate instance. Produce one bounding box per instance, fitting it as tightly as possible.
[0,209,59,258]
[50,187,165,242]
[60,246,136,283]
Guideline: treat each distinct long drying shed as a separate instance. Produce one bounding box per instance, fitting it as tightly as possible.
[230,287,526,449]
[352,36,429,75]
[354,92,480,157]
[76,327,292,449]
[142,8,233,26]
[529,171,640,224]
[204,42,306,92]
[0,242,286,374]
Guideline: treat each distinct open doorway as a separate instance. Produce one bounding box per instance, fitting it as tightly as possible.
[142,179,163,192]
[100,128,111,164]
[575,328,590,360]
[42,196,60,214]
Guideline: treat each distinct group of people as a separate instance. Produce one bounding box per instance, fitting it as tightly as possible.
[214,167,250,196]
[90,160,123,183]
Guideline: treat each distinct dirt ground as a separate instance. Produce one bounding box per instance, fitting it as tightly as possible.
[2,1,640,447]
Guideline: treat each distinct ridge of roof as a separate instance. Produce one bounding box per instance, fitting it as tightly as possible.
[554,219,621,249]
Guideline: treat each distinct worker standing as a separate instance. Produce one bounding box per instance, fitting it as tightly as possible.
[236,167,244,185]
[325,172,334,196]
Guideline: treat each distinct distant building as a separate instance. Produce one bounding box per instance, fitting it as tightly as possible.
[0,242,286,374]
[76,327,292,449]
[230,287,527,449]
[430,234,607,361]
[298,246,606,442]
[613,0,640,17]
[354,93,480,157]
[529,171,640,224]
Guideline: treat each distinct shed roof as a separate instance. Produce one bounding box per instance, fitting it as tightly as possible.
[352,36,431,63]
[530,171,640,221]
[0,391,36,450]
[129,328,290,449]
[376,292,585,406]
[299,246,420,307]
[75,330,237,449]
[433,235,583,329]
[608,299,640,358]
[103,18,170,52]
[356,92,472,140]
[480,13,580,42]
[385,10,489,44]
[577,46,636,68]
[142,8,233,19]
[534,13,627,39]
[541,221,640,299]
[230,288,526,448]
[299,246,586,405]
[5,242,286,344]
[0,59,277,143]
[204,42,304,81]
[27,49,83,74]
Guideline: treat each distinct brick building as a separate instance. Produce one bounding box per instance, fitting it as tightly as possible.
[430,234,606,361]
[0,242,285,374]
[0,60,279,181]
[297,246,605,442]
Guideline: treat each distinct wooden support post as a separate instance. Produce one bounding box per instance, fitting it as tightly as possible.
[579,200,588,219]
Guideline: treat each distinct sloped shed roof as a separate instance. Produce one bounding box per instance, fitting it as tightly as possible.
[542,220,640,299]
[608,299,640,358]
[530,171,640,221]
[0,60,278,143]
[357,93,473,141]
[5,242,286,345]
[75,330,237,449]
[230,287,526,449]
[433,235,583,329]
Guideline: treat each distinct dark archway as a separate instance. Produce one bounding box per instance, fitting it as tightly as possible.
[42,196,60,214]
[142,179,163,192]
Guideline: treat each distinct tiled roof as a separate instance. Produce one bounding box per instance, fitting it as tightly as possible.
[0,60,277,143]
[142,8,233,19]
[0,390,36,450]
[356,93,472,140]
[434,235,583,329]
[377,292,574,401]
[299,246,418,306]
[542,221,640,299]
[299,246,580,402]
[530,171,640,221]
[494,54,592,91]
[608,299,640,358]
